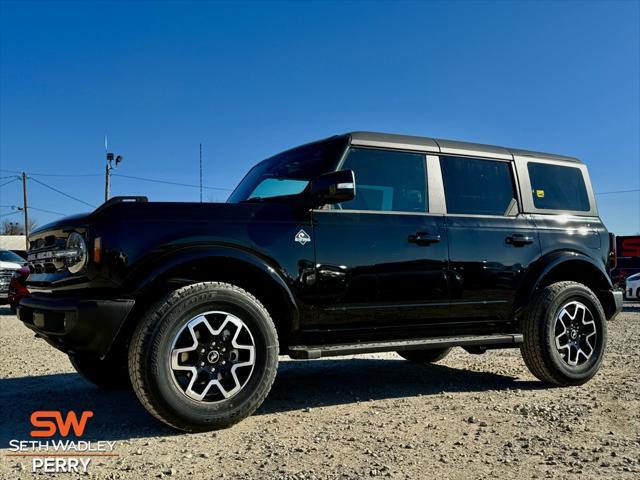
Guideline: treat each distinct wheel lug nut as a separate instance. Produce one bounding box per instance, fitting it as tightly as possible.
[200,362,205,366]
[201,348,205,353]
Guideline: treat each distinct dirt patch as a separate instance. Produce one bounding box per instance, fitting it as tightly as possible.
[1,304,639,479]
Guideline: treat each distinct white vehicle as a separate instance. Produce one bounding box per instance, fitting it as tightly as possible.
[0,250,24,303]
[626,273,640,300]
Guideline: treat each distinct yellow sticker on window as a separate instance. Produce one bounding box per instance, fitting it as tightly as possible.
[536,189,545,198]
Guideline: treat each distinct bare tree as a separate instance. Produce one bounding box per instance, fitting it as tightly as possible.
[1,219,37,235]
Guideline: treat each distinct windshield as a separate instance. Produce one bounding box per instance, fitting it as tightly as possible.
[227,136,348,203]
[0,250,25,263]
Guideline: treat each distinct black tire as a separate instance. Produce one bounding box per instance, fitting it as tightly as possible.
[397,347,451,363]
[128,282,279,432]
[520,281,607,386]
[69,353,131,389]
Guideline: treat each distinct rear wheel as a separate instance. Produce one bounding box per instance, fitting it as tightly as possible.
[69,353,130,389]
[397,347,451,363]
[128,282,279,432]
[520,281,607,386]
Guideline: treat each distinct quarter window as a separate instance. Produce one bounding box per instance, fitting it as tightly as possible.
[440,156,516,216]
[338,148,428,213]
[527,162,590,212]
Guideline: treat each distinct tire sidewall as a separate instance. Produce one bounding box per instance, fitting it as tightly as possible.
[540,285,607,382]
[140,286,278,429]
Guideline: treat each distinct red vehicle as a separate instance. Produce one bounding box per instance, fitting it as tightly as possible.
[612,235,640,286]
[8,266,29,312]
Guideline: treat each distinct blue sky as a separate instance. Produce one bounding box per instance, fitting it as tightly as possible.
[1,0,639,234]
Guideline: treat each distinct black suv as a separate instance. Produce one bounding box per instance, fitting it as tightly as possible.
[18,132,623,432]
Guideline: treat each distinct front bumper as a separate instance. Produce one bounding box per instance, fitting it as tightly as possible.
[17,295,135,357]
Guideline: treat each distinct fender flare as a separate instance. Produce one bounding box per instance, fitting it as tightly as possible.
[515,250,612,312]
[124,245,300,327]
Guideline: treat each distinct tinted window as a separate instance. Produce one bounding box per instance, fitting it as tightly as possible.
[228,136,348,202]
[527,162,590,211]
[339,148,427,212]
[440,156,515,215]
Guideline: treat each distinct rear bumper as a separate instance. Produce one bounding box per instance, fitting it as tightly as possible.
[17,295,135,357]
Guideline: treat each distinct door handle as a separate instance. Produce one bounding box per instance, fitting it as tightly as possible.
[408,232,441,246]
[505,234,534,246]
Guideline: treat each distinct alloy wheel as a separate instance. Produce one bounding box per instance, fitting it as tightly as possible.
[553,301,597,367]
[170,311,256,402]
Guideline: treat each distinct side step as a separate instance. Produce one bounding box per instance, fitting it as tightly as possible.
[288,333,523,360]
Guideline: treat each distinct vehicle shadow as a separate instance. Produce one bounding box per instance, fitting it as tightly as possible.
[0,357,541,443]
[623,304,640,313]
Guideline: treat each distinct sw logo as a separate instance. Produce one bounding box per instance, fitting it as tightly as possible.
[294,229,311,245]
[30,410,94,437]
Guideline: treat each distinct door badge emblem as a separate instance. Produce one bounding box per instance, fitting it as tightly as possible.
[295,229,311,245]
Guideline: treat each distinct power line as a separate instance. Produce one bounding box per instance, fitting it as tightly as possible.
[0,178,20,188]
[0,211,20,218]
[0,204,66,216]
[2,168,233,192]
[112,173,233,191]
[1,168,100,177]
[595,189,640,195]
[30,172,103,178]
[28,176,96,208]
[28,206,67,216]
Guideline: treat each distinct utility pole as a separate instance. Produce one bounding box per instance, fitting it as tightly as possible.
[22,172,29,250]
[104,161,111,202]
[199,143,203,203]
[103,136,123,203]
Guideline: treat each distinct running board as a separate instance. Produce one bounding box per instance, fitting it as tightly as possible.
[288,333,523,360]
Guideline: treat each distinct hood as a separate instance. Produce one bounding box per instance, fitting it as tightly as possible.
[91,199,303,225]
[32,212,91,235]
[30,198,305,238]
[0,260,22,270]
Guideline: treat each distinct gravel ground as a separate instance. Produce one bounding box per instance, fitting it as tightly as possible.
[1,303,639,480]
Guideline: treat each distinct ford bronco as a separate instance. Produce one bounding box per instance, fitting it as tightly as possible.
[18,132,623,431]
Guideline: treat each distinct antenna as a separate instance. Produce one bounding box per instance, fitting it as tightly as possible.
[199,143,203,203]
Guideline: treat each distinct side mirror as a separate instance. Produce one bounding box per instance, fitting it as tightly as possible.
[310,169,356,207]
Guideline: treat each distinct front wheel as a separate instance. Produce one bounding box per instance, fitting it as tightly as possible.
[397,347,451,363]
[128,282,279,432]
[520,281,607,386]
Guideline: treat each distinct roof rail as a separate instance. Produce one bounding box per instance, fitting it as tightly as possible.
[92,196,148,215]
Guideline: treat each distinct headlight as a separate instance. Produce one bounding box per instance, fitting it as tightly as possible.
[65,232,88,274]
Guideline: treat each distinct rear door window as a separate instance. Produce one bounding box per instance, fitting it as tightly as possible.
[527,162,590,211]
[440,156,516,216]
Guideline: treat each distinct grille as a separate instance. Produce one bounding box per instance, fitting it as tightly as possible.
[27,235,68,273]
[0,268,14,293]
